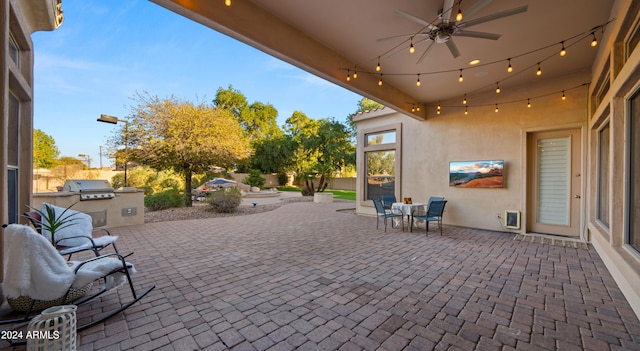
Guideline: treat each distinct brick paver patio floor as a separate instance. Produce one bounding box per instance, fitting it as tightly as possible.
[5,201,640,350]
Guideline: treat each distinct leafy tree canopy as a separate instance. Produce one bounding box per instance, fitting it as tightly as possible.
[33,129,60,168]
[285,111,355,194]
[356,97,384,112]
[125,92,251,206]
[214,85,282,140]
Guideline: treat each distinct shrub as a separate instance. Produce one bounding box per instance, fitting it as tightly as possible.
[207,189,242,213]
[144,189,184,211]
[277,173,288,186]
[243,169,266,188]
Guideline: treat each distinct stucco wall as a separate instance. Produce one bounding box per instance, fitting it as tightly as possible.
[355,71,590,234]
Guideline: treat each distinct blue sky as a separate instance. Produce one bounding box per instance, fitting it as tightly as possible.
[32,1,363,168]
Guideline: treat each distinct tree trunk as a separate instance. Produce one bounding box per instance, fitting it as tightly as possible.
[184,169,193,207]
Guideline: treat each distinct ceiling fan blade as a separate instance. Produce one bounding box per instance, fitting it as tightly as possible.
[461,5,528,28]
[394,9,438,30]
[445,39,461,58]
[416,42,436,64]
[455,30,501,40]
[377,32,430,42]
[463,0,494,19]
[442,0,455,22]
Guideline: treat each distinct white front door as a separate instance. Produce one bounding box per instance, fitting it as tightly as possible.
[527,129,582,237]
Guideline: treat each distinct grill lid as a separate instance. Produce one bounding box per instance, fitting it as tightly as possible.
[63,179,115,200]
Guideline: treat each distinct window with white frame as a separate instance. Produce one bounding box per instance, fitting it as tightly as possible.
[597,121,610,227]
[628,90,640,253]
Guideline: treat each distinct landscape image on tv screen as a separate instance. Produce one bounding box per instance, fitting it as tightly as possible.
[449,160,504,188]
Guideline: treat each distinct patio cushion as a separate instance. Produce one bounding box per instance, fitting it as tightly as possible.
[40,203,93,247]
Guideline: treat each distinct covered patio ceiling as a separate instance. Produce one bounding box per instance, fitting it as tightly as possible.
[150,0,614,120]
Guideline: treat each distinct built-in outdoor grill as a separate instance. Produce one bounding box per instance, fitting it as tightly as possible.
[63,179,116,201]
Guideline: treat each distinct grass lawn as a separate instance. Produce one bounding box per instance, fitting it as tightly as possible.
[277,186,356,201]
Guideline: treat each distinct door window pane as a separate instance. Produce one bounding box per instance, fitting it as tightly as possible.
[537,137,570,225]
[366,150,395,201]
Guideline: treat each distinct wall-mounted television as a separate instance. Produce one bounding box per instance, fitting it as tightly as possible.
[449,160,504,188]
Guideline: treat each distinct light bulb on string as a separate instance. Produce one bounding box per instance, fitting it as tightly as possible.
[416,74,421,87]
[376,57,381,72]
[527,98,531,108]
[560,41,567,56]
[507,58,513,73]
[411,105,416,112]
[225,0,231,6]
[456,4,463,22]
[353,70,358,79]
[536,63,542,76]
[591,32,598,47]
[409,38,415,54]
[464,106,468,115]
[495,104,499,113]
[496,82,501,94]
[562,91,566,100]
[437,104,441,114]
[458,70,464,83]
[463,94,467,105]
[416,105,420,112]
[346,70,351,82]
[378,75,383,86]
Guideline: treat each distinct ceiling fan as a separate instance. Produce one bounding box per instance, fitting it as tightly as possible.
[380,0,528,63]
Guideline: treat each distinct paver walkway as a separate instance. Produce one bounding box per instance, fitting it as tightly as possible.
[5,201,640,350]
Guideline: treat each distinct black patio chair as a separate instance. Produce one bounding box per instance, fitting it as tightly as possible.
[24,209,120,260]
[412,200,447,236]
[373,198,404,232]
[381,194,397,210]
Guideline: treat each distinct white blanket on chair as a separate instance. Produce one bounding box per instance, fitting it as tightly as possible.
[3,224,75,301]
[70,258,135,290]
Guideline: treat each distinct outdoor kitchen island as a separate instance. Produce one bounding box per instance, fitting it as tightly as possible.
[32,180,144,228]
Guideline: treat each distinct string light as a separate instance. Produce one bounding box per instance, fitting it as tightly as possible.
[507,58,513,73]
[378,75,383,86]
[376,57,381,72]
[409,38,415,54]
[536,63,542,76]
[458,69,464,83]
[562,91,566,100]
[416,74,421,87]
[495,82,501,94]
[437,104,441,114]
[456,1,463,22]
[527,98,531,108]
[416,105,420,112]
[591,32,598,47]
[225,0,231,6]
[560,41,567,56]
[463,94,467,105]
[464,106,468,115]
[353,70,358,79]
[346,70,351,82]
[495,104,499,113]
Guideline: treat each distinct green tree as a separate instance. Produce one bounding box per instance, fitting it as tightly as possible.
[33,129,59,168]
[250,134,296,174]
[124,93,250,206]
[346,97,384,134]
[285,112,355,195]
[214,85,282,140]
[356,97,384,112]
